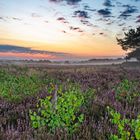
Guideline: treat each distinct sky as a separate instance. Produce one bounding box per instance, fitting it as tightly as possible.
[0,0,140,60]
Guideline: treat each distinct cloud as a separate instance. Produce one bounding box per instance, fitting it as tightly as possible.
[49,0,82,5]
[69,26,84,32]
[99,32,104,35]
[49,0,61,3]
[12,17,22,21]
[106,20,115,25]
[98,8,112,17]
[74,10,89,18]
[119,5,138,19]
[119,14,131,19]
[0,45,70,57]
[78,29,83,32]
[0,45,79,60]
[132,0,140,1]
[0,45,31,53]
[136,15,140,22]
[70,26,80,30]
[44,20,49,23]
[84,5,96,12]
[57,17,69,23]
[31,13,42,18]
[116,2,123,7]
[103,0,114,7]
[66,0,82,5]
[99,32,107,37]
[0,17,5,21]
[57,17,65,21]
[0,16,22,22]
[97,17,110,22]
[136,19,140,23]
[62,30,67,33]
[118,23,125,26]
[80,20,93,27]
[80,20,89,24]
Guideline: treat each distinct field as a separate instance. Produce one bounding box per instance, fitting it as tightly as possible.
[0,63,140,140]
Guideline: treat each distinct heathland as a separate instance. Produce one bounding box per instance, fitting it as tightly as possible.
[0,62,140,140]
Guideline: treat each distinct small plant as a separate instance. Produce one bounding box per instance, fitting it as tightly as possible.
[114,79,139,102]
[41,75,60,94]
[0,70,42,102]
[107,106,140,140]
[30,84,84,134]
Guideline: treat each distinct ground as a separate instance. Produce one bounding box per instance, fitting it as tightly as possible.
[0,62,140,140]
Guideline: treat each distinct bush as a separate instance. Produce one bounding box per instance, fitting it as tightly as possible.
[0,70,41,102]
[114,79,139,103]
[30,84,85,134]
[107,106,140,140]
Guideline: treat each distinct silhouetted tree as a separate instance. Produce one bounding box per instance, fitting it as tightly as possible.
[117,26,140,61]
[127,49,140,61]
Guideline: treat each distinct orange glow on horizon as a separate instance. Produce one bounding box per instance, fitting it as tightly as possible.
[0,37,125,57]
[0,52,56,59]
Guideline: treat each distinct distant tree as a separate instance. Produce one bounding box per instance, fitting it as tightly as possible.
[65,60,70,64]
[117,26,140,61]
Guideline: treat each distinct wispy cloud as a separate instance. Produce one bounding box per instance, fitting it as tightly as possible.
[31,13,42,18]
[84,5,96,12]
[0,44,71,57]
[69,26,80,30]
[0,16,22,22]
[103,0,114,7]
[119,5,138,19]
[57,17,69,23]
[57,17,65,21]
[132,0,140,2]
[69,26,84,32]
[12,17,22,21]
[49,0,82,5]
[0,17,5,21]
[74,10,89,19]
[80,20,93,27]
[99,32,104,35]
[118,23,125,26]
[62,30,67,33]
[98,8,112,17]
[136,15,140,22]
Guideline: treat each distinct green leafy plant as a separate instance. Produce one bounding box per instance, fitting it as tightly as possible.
[114,79,139,102]
[107,106,140,140]
[30,84,84,134]
[0,70,41,102]
[41,74,60,94]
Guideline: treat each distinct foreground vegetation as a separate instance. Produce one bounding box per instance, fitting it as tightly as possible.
[0,65,140,140]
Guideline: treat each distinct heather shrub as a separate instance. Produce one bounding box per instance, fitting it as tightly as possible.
[114,79,139,103]
[1,67,140,140]
[107,106,140,140]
